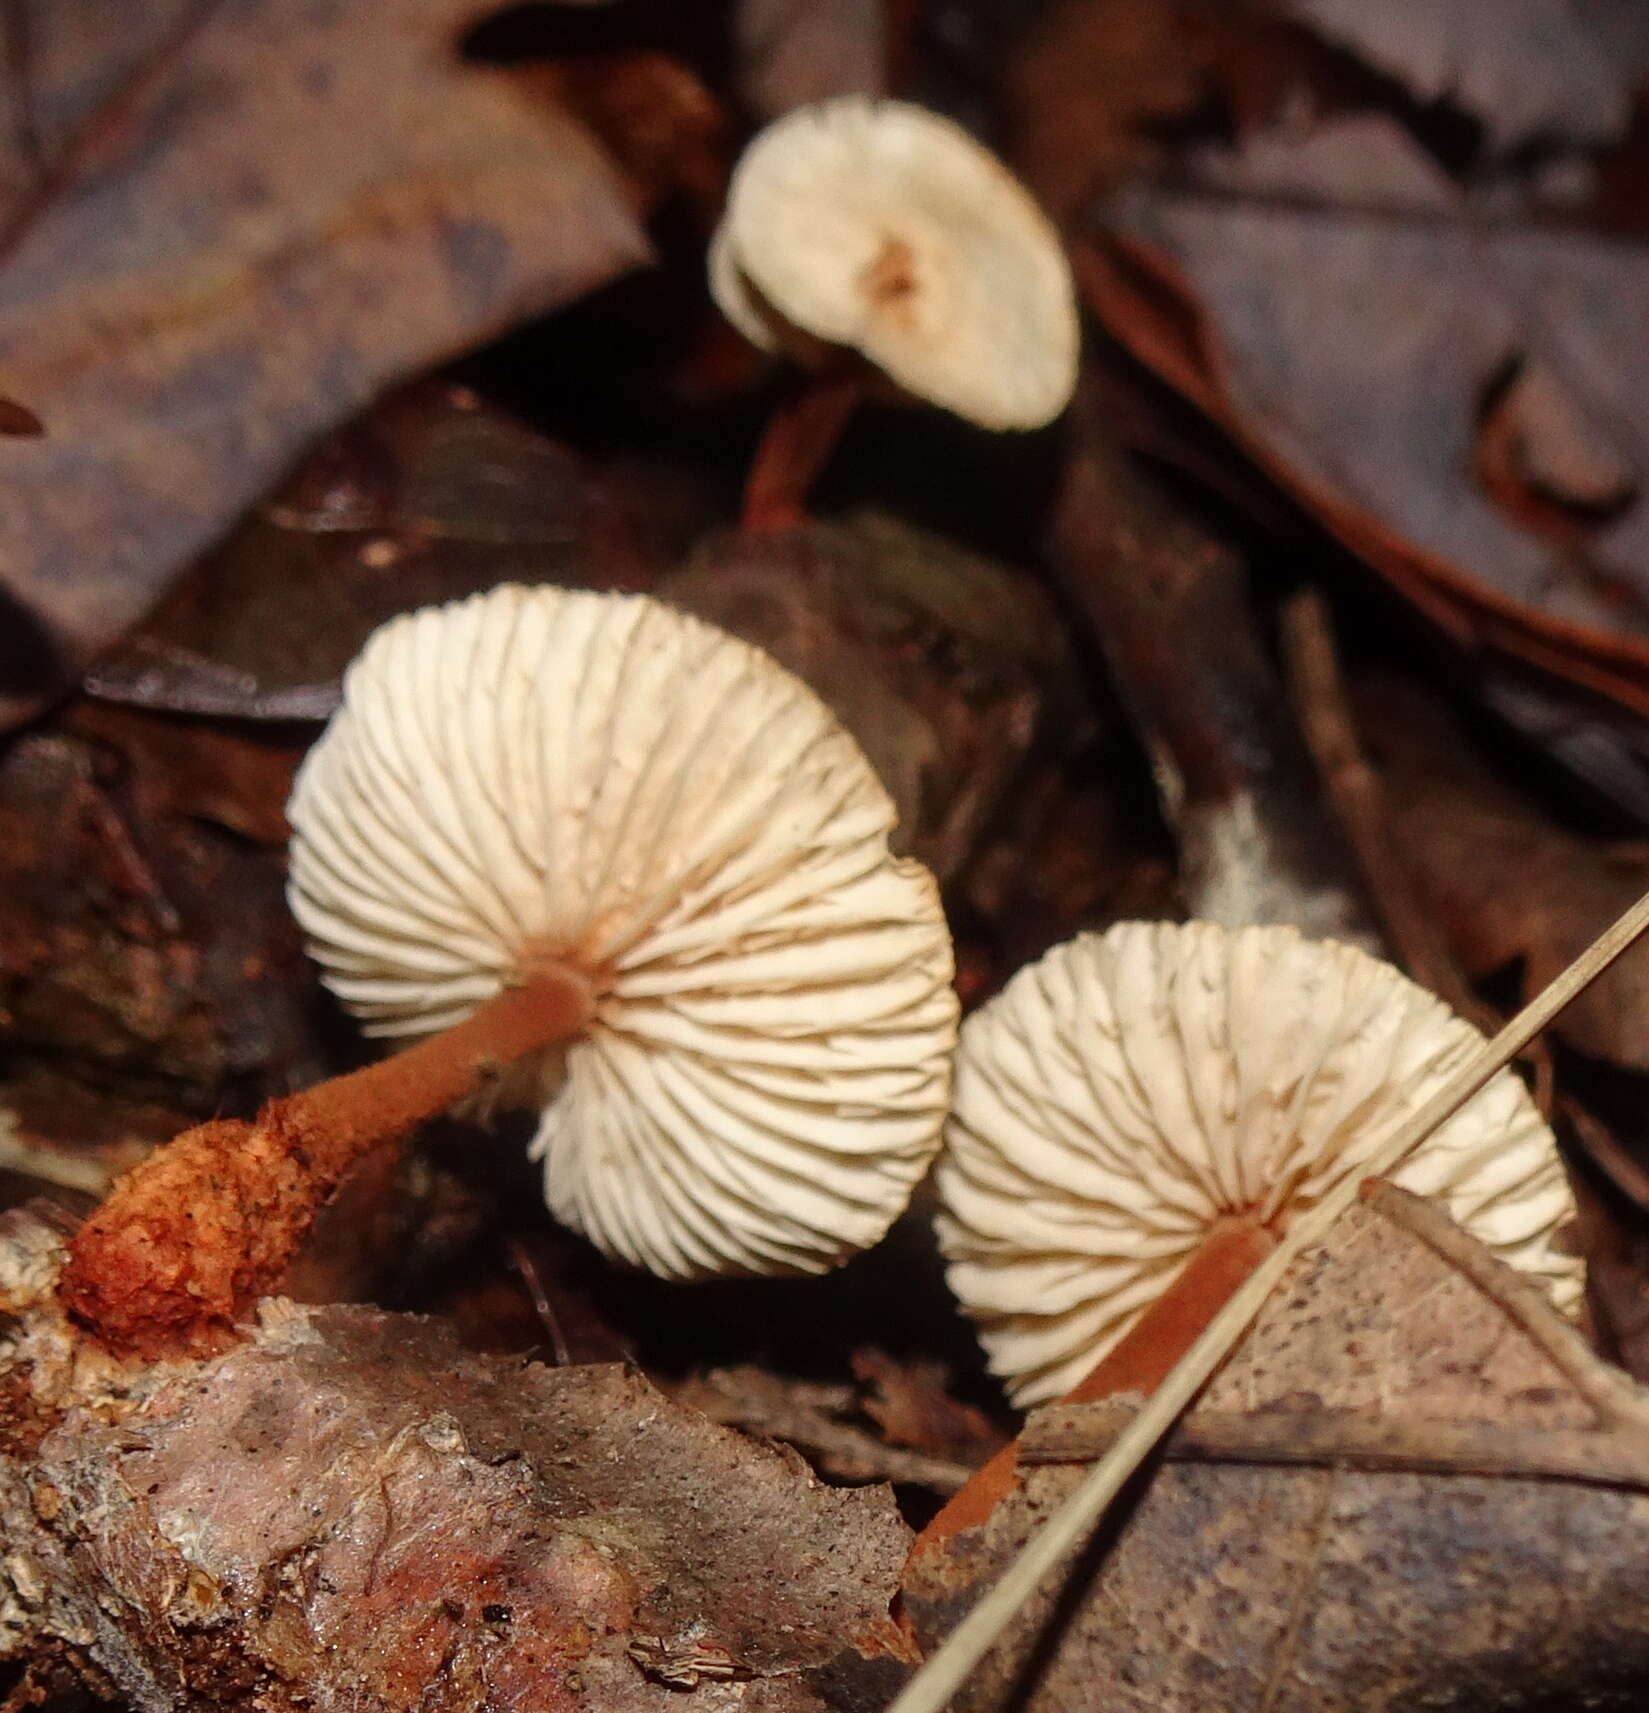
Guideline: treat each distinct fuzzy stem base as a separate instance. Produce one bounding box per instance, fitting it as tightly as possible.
[59,969,593,1360]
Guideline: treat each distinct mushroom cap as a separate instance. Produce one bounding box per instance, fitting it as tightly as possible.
[286,584,958,1281]
[709,217,779,355]
[936,921,1583,1406]
[710,96,1079,430]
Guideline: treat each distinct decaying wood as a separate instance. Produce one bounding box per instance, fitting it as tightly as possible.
[901,1185,1649,1711]
[0,1209,914,1713]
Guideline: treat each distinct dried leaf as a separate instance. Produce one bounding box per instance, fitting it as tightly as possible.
[0,1212,914,1712]
[516,51,730,217]
[736,0,886,120]
[0,396,43,437]
[89,383,681,718]
[0,1072,177,1211]
[851,1350,1005,1467]
[1004,0,1206,219]
[903,1186,1649,1710]
[1081,112,1649,724]
[0,0,649,728]
[1286,0,1649,152]
[676,1364,985,1494]
[63,701,299,845]
[1356,673,1649,1071]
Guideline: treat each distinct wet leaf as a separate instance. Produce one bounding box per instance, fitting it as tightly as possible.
[0,0,649,728]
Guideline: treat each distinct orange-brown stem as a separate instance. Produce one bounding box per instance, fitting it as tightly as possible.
[909,1216,1278,1561]
[280,974,593,1174]
[59,969,593,1361]
[741,368,867,534]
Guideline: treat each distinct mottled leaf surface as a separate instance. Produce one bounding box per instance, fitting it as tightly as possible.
[1287,0,1649,151]
[0,0,649,726]
[905,1189,1649,1710]
[1087,114,1649,719]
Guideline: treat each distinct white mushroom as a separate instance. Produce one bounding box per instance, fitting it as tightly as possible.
[711,96,1079,430]
[286,583,958,1281]
[937,920,1582,1406]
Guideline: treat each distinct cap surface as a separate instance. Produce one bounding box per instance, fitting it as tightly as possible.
[710,97,1079,429]
[937,921,1583,1405]
[287,584,958,1280]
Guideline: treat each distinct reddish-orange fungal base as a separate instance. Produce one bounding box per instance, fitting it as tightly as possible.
[909,1216,1279,1562]
[59,968,594,1360]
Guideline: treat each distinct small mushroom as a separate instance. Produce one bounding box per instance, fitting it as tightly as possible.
[62,585,957,1354]
[936,920,1582,1406]
[710,96,1079,528]
[287,583,958,1280]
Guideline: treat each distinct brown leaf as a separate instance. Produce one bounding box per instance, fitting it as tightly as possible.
[87,382,682,719]
[0,396,43,437]
[676,1364,985,1495]
[0,726,320,1105]
[515,51,730,218]
[1285,0,1649,153]
[903,1186,1649,1710]
[0,1069,180,1211]
[1355,673,1649,1070]
[0,1212,914,1711]
[0,0,649,729]
[735,0,886,120]
[851,1350,1005,1467]
[1004,0,1206,220]
[63,701,299,845]
[1080,110,1649,726]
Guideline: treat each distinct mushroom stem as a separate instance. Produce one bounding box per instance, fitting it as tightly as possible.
[741,368,866,533]
[910,1216,1276,1559]
[59,966,594,1360]
[289,970,594,1161]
